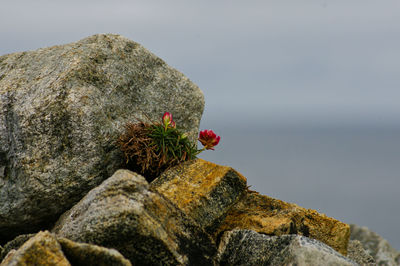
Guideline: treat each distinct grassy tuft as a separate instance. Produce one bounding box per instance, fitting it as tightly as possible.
[117,121,198,182]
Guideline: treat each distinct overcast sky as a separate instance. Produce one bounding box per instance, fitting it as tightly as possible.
[1,0,400,126]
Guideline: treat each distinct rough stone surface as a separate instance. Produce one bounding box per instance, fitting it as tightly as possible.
[217,229,356,266]
[58,237,131,266]
[0,233,35,262]
[0,231,70,266]
[52,169,216,265]
[350,224,400,266]
[215,190,350,255]
[151,159,247,232]
[347,240,376,265]
[0,33,204,242]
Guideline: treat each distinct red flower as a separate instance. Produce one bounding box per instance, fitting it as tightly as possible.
[199,129,220,150]
[162,112,175,128]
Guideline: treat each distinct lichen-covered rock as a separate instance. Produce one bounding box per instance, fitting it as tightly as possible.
[215,191,350,255]
[57,237,131,266]
[0,233,35,262]
[350,224,400,266]
[52,169,216,265]
[217,229,356,266]
[347,240,376,265]
[151,159,247,232]
[0,231,70,266]
[0,33,204,242]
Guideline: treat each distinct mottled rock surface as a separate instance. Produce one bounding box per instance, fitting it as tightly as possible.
[52,169,216,265]
[215,191,350,255]
[350,224,400,266]
[58,237,131,266]
[0,233,35,262]
[0,231,70,266]
[0,33,204,242]
[347,240,376,265]
[217,229,356,266]
[151,159,247,232]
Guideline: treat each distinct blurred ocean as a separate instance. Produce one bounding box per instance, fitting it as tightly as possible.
[199,121,400,250]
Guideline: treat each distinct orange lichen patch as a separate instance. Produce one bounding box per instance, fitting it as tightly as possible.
[151,159,247,230]
[215,191,350,256]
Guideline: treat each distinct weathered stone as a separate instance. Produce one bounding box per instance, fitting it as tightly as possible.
[0,231,70,266]
[347,240,376,265]
[0,233,35,262]
[217,229,356,266]
[0,33,204,242]
[215,191,350,255]
[151,159,247,232]
[350,224,400,266]
[52,169,216,265]
[57,237,131,266]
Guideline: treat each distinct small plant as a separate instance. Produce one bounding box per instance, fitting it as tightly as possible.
[117,112,220,181]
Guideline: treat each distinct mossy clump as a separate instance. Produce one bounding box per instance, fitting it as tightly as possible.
[117,118,198,182]
[117,112,221,182]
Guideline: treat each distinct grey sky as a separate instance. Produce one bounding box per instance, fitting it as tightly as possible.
[1,0,400,125]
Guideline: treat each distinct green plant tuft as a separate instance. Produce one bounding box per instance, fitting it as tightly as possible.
[117,121,198,182]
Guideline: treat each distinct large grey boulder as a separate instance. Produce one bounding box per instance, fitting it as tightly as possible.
[350,224,400,266]
[0,34,204,242]
[52,169,216,265]
[217,229,357,266]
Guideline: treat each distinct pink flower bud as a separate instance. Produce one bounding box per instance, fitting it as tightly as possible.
[199,129,221,150]
[162,112,173,127]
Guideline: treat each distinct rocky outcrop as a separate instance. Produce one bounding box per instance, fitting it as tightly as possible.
[151,159,350,256]
[0,33,204,242]
[216,229,356,265]
[214,190,350,255]
[151,159,247,232]
[52,169,216,265]
[350,224,400,266]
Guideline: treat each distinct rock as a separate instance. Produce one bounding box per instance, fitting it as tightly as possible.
[0,251,16,266]
[0,231,70,266]
[151,159,247,232]
[215,190,350,255]
[52,169,216,265]
[350,224,400,266]
[0,33,204,242]
[57,237,131,266]
[0,231,131,266]
[216,229,356,265]
[347,240,376,265]
[0,233,35,262]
